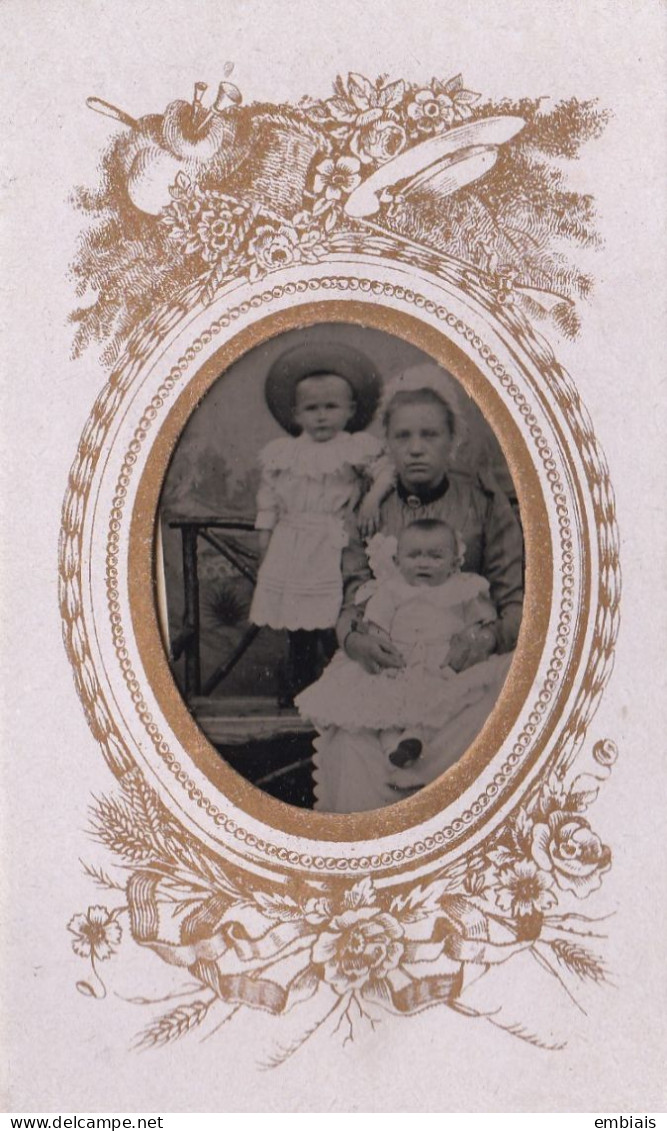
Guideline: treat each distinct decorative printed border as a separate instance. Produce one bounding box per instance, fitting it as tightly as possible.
[60,72,620,1056]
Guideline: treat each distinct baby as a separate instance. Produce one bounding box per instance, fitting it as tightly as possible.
[249,347,393,702]
[297,518,510,775]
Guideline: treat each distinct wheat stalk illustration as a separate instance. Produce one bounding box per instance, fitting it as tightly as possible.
[90,794,161,863]
[549,938,609,983]
[134,997,216,1048]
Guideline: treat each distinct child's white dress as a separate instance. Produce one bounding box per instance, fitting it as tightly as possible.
[249,431,383,631]
[297,570,509,733]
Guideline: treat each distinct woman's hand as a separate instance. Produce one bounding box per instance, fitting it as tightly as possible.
[445,625,496,672]
[345,631,405,673]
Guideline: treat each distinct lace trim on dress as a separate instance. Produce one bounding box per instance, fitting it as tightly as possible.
[357,565,490,609]
[258,431,383,478]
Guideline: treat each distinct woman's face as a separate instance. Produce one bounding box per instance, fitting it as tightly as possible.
[385,401,454,490]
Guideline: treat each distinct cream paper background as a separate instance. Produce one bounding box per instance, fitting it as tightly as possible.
[1,0,665,1113]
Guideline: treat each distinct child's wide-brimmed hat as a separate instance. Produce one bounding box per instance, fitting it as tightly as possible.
[265,342,381,435]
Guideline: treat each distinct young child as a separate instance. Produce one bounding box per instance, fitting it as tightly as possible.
[249,343,393,701]
[296,518,512,772]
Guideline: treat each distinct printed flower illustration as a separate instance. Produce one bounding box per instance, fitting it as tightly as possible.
[248,220,327,279]
[494,859,556,918]
[326,73,406,131]
[67,906,122,961]
[196,196,246,264]
[407,76,481,134]
[533,772,570,820]
[312,155,362,200]
[531,812,611,897]
[322,73,408,165]
[161,178,249,265]
[351,120,407,165]
[249,223,300,273]
[303,896,333,925]
[312,906,405,994]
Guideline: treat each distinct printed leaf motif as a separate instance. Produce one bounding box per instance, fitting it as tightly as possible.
[347,73,374,106]
[253,891,302,920]
[343,876,377,909]
[378,79,406,108]
[390,883,447,920]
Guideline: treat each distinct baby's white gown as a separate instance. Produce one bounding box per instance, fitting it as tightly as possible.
[296,570,513,812]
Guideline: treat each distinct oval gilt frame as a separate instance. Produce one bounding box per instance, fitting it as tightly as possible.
[60,253,619,882]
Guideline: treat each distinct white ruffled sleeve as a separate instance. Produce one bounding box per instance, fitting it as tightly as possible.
[254,439,290,531]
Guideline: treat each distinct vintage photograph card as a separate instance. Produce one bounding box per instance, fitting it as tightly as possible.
[2,0,666,1114]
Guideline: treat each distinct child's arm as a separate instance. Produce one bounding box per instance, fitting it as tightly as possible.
[254,457,281,564]
[357,454,396,538]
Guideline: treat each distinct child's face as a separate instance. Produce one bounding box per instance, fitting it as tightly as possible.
[396,527,457,587]
[293,374,355,442]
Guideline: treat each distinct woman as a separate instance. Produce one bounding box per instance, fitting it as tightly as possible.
[310,368,524,813]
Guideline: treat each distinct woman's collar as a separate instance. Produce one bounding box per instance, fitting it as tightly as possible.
[396,474,450,507]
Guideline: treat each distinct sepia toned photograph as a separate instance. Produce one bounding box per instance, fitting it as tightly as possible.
[158,321,524,812]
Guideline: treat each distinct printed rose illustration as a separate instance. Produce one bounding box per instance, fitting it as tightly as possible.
[247,220,326,280]
[351,120,407,164]
[312,907,405,994]
[531,812,611,897]
[325,73,406,133]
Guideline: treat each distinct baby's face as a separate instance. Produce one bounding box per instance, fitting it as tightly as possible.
[293,374,355,442]
[396,527,457,587]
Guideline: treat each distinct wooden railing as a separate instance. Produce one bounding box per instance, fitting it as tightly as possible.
[168,516,260,701]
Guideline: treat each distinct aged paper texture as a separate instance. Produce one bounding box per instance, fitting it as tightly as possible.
[1,0,666,1114]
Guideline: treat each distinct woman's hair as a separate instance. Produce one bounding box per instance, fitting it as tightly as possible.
[401,517,456,539]
[382,387,456,436]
